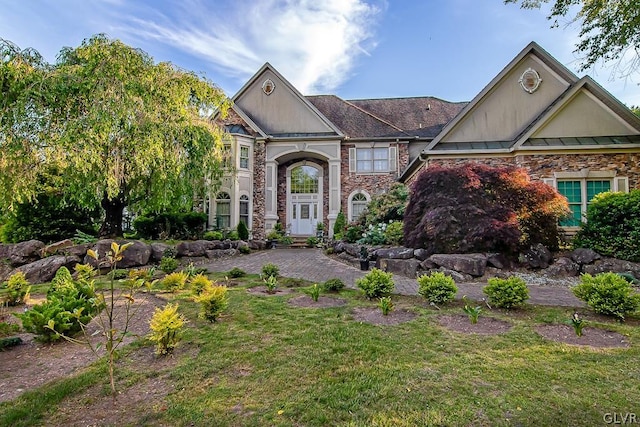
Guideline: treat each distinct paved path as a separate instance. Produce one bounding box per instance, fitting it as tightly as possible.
[201,248,583,307]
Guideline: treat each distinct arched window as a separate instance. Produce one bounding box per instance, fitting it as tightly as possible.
[239,195,250,226]
[216,192,231,229]
[290,165,319,194]
[350,192,369,221]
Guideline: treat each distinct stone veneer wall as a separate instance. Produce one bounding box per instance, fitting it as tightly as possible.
[409,152,640,190]
[340,143,410,220]
[252,141,266,239]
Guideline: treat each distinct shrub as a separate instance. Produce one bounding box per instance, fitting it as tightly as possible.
[322,278,345,292]
[574,190,640,262]
[403,164,568,255]
[306,236,319,247]
[239,245,251,254]
[161,272,188,292]
[237,221,249,241]
[74,263,97,280]
[2,272,31,306]
[483,276,529,309]
[159,256,179,274]
[263,275,278,294]
[203,230,224,241]
[378,296,394,315]
[228,267,246,278]
[333,210,347,237]
[417,272,457,305]
[360,183,409,226]
[133,211,207,240]
[148,303,186,355]
[358,223,388,245]
[195,285,229,322]
[344,224,364,243]
[189,273,212,296]
[226,230,239,241]
[572,272,640,320]
[356,268,395,299]
[384,221,404,245]
[309,284,321,302]
[261,263,279,279]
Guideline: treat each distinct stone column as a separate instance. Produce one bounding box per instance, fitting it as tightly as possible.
[327,159,341,237]
[265,159,279,231]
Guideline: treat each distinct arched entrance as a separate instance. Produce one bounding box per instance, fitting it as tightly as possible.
[287,162,322,235]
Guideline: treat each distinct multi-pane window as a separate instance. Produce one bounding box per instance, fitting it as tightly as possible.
[239,195,249,226]
[291,166,319,194]
[350,192,369,221]
[356,148,388,173]
[557,180,611,226]
[215,192,231,229]
[239,146,250,169]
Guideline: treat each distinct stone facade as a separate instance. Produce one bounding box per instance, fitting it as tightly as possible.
[252,141,266,240]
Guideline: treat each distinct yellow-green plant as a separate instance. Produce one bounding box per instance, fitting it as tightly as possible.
[264,275,278,294]
[2,271,31,306]
[309,284,321,302]
[568,312,585,337]
[195,285,229,322]
[189,273,213,296]
[148,303,186,355]
[74,263,97,280]
[161,271,188,293]
[462,296,482,324]
[356,268,395,299]
[417,271,457,305]
[379,296,394,315]
[483,276,529,309]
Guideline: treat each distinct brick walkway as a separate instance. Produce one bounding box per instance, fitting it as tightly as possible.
[201,248,583,307]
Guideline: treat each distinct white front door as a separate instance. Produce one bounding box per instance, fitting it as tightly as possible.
[291,201,317,235]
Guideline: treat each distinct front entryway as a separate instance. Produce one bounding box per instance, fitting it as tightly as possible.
[287,163,323,236]
[291,201,318,235]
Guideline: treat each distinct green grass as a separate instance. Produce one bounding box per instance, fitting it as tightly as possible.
[1,275,639,426]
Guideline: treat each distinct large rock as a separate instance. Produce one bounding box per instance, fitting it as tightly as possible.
[14,255,81,284]
[84,239,151,268]
[64,243,93,258]
[176,240,215,257]
[249,240,266,251]
[570,248,601,265]
[583,258,640,278]
[150,242,171,262]
[377,258,421,278]
[427,253,487,277]
[486,253,513,270]
[375,247,414,260]
[41,239,74,256]
[546,257,580,277]
[0,240,45,267]
[206,249,237,259]
[413,248,430,261]
[523,244,553,269]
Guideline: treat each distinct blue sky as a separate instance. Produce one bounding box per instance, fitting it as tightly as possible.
[2,0,639,106]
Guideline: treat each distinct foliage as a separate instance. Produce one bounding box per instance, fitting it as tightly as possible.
[17,267,98,342]
[226,230,239,241]
[462,297,482,324]
[309,284,321,302]
[161,272,188,293]
[378,296,394,315]
[159,256,179,274]
[2,271,31,305]
[333,210,347,236]
[506,0,640,75]
[572,272,640,320]
[344,224,364,243]
[261,263,279,279]
[74,263,97,280]
[404,164,568,255]
[356,268,395,299]
[483,276,530,309]
[359,183,409,226]
[322,278,345,292]
[73,229,98,244]
[573,190,640,262]
[417,271,458,305]
[0,35,231,237]
[203,230,224,240]
[133,211,207,240]
[107,269,128,280]
[263,275,278,294]
[359,223,389,245]
[182,262,207,278]
[237,221,249,241]
[189,273,212,296]
[148,303,186,355]
[195,284,229,322]
[384,221,404,246]
[239,245,251,254]
[568,312,585,337]
[306,236,319,247]
[228,267,246,278]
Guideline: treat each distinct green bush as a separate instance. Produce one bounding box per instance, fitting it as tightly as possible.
[572,272,640,320]
[161,272,188,293]
[574,190,640,262]
[159,256,179,274]
[203,230,224,241]
[2,272,31,306]
[237,221,249,241]
[417,271,457,305]
[322,278,345,292]
[483,276,529,309]
[239,245,251,254]
[133,211,207,240]
[334,210,347,237]
[226,230,240,241]
[344,224,363,243]
[306,236,319,247]
[356,268,395,299]
[148,303,186,355]
[261,263,279,279]
[195,285,229,322]
[228,267,246,278]
[189,273,212,296]
[384,221,404,245]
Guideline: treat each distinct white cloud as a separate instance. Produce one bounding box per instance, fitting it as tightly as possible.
[116,0,382,94]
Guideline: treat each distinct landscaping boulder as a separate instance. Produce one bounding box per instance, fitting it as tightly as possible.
[150,242,171,262]
[84,239,151,268]
[41,239,74,256]
[64,243,93,258]
[486,253,513,270]
[206,249,237,259]
[14,255,81,284]
[377,258,421,278]
[427,253,487,277]
[375,247,414,260]
[176,240,215,257]
[523,244,553,269]
[570,248,601,265]
[582,258,640,278]
[0,240,45,267]
[546,257,580,277]
[249,240,266,251]
[435,267,473,283]
[413,248,430,261]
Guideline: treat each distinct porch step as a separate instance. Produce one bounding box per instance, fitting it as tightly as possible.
[275,236,314,248]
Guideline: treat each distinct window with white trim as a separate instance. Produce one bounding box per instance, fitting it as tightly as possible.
[239,195,250,226]
[215,192,231,229]
[239,146,250,169]
[349,146,397,173]
[350,192,369,221]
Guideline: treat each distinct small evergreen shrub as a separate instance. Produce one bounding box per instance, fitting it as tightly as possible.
[261,263,279,279]
[417,271,457,305]
[322,278,345,292]
[148,303,186,355]
[384,221,404,245]
[356,268,395,299]
[2,272,31,306]
[189,273,212,296]
[228,267,246,278]
[483,276,529,309]
[203,230,224,241]
[333,210,347,237]
[159,256,179,274]
[237,221,249,241]
[195,285,229,322]
[572,272,640,320]
[239,245,251,254]
[161,272,188,293]
[226,230,240,241]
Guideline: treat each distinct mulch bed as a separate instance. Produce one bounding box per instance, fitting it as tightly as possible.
[351,307,418,325]
[288,295,347,308]
[437,314,513,335]
[535,324,630,348]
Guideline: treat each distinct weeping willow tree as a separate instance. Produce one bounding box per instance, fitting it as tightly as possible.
[1,34,231,237]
